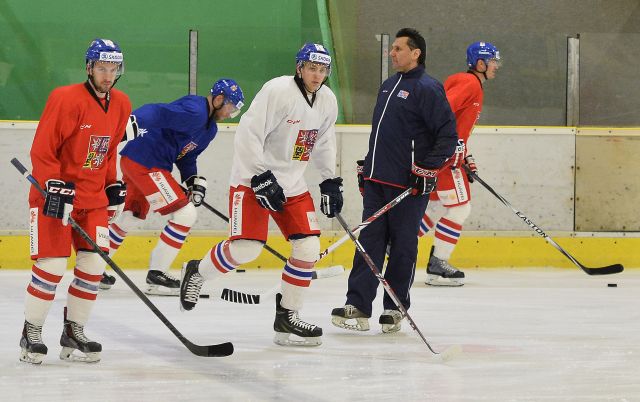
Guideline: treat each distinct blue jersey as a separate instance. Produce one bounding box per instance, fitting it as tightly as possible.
[119,95,217,182]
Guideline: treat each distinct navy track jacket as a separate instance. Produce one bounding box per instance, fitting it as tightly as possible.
[364,65,458,188]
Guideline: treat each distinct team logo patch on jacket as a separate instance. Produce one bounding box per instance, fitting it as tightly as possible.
[292,129,318,161]
[83,135,111,169]
[177,141,198,160]
[397,90,410,99]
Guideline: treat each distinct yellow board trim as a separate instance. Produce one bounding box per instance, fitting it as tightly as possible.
[1,234,637,270]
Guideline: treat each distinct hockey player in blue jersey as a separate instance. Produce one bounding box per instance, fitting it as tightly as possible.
[101,79,244,295]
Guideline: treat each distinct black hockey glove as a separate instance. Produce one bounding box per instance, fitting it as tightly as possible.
[251,170,286,212]
[409,163,438,196]
[319,177,343,218]
[43,179,75,226]
[463,154,477,183]
[105,180,127,223]
[184,175,207,207]
[356,159,365,197]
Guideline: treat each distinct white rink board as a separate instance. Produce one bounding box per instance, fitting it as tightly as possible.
[0,122,575,231]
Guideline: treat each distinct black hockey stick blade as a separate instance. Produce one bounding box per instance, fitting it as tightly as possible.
[187,341,234,357]
[580,263,624,276]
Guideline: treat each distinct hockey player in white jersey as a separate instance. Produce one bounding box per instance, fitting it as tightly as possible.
[180,43,343,347]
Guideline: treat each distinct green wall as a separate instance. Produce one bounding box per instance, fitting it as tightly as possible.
[0,0,324,121]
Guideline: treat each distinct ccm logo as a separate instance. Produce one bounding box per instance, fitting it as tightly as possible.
[49,188,76,196]
[287,119,300,124]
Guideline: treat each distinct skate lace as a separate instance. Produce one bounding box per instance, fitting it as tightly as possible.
[436,258,459,274]
[69,322,90,343]
[288,311,315,331]
[157,271,179,282]
[344,305,360,317]
[25,322,43,343]
[184,273,204,303]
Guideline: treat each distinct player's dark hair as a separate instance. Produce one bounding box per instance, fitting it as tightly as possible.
[396,28,426,66]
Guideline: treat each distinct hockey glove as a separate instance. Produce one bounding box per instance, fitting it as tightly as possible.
[251,170,286,212]
[43,179,75,226]
[105,180,127,223]
[451,139,466,168]
[319,177,344,218]
[409,163,438,196]
[464,154,477,183]
[184,175,207,207]
[356,159,365,197]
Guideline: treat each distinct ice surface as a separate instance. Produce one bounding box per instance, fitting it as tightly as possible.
[1,268,638,401]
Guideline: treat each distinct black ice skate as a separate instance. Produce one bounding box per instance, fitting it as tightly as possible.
[426,246,465,287]
[59,308,101,363]
[180,260,204,311]
[331,304,371,331]
[274,293,322,346]
[144,269,180,296]
[379,309,403,333]
[99,271,116,290]
[19,320,47,364]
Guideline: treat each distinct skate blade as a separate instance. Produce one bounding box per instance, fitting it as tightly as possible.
[59,347,101,363]
[330,316,370,331]
[381,323,401,333]
[98,283,112,290]
[273,332,322,347]
[425,275,464,287]
[19,350,46,364]
[144,285,179,296]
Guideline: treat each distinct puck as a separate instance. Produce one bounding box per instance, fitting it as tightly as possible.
[237,269,246,273]
[607,283,617,287]
[200,294,210,299]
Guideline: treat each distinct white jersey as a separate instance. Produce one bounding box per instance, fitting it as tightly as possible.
[230,75,338,197]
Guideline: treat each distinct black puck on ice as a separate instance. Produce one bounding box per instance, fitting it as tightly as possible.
[236,269,246,273]
[607,283,617,287]
[200,294,210,299]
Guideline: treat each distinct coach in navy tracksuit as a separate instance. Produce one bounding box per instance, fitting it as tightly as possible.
[332,28,458,333]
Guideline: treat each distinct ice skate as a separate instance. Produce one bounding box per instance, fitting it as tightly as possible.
[273,293,322,346]
[59,308,101,363]
[331,304,370,331]
[426,250,465,287]
[144,269,180,296]
[99,271,116,290]
[180,260,204,311]
[379,309,403,333]
[19,321,47,364]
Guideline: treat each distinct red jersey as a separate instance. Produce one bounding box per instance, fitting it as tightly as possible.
[444,72,483,146]
[29,82,131,209]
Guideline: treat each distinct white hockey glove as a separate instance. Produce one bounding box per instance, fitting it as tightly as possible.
[251,170,286,212]
[105,180,127,223]
[184,175,207,207]
[44,179,76,226]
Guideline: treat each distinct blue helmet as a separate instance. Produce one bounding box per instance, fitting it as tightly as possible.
[86,38,124,75]
[296,43,332,76]
[466,41,500,69]
[211,78,245,118]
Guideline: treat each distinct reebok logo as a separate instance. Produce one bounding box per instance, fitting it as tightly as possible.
[252,180,272,192]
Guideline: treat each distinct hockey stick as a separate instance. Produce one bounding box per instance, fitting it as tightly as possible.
[318,187,413,260]
[215,188,412,305]
[334,212,460,360]
[182,186,344,281]
[11,158,233,357]
[463,165,623,276]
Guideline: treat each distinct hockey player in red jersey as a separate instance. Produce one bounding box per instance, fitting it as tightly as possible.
[420,41,501,286]
[179,43,342,347]
[101,79,244,295]
[19,38,131,364]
